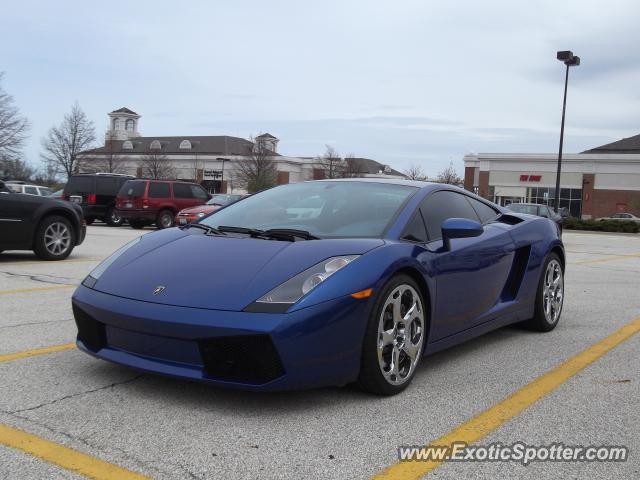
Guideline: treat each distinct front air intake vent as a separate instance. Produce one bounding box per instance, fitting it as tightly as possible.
[72,303,106,352]
[198,335,285,384]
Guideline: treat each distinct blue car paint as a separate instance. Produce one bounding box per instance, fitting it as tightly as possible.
[72,182,564,391]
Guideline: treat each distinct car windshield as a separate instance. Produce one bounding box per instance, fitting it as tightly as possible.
[199,181,417,238]
[507,204,538,215]
[206,194,241,206]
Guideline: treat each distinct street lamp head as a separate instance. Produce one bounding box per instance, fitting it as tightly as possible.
[557,50,573,61]
[557,50,580,66]
[567,55,580,66]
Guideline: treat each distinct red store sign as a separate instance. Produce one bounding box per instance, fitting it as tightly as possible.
[520,174,541,182]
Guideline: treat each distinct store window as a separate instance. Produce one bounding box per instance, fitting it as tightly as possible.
[526,187,582,218]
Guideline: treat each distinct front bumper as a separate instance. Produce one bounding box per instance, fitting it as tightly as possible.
[72,285,369,391]
[77,223,87,246]
[175,214,200,225]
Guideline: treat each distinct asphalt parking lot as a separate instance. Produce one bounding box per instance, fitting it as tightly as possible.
[0,226,638,479]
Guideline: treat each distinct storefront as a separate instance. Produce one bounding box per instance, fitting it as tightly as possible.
[463,134,640,219]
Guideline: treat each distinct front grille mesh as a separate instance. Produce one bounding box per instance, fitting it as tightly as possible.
[72,304,106,352]
[198,335,285,384]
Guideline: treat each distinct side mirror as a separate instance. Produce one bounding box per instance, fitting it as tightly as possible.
[441,218,483,251]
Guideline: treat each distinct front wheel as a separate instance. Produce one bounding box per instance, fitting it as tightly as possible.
[522,253,564,331]
[105,207,123,227]
[358,274,426,395]
[33,215,75,260]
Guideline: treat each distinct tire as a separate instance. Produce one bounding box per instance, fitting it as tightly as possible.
[357,274,427,395]
[522,253,564,332]
[156,210,175,229]
[105,207,123,227]
[33,215,75,260]
[129,219,146,230]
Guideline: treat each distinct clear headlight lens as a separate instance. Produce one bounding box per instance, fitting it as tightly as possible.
[255,255,359,305]
[82,236,142,287]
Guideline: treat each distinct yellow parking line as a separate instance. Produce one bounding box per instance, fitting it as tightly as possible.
[572,252,640,265]
[371,317,640,479]
[0,423,150,480]
[0,343,76,363]
[0,285,75,296]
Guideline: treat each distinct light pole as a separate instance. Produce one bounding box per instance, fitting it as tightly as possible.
[554,50,580,212]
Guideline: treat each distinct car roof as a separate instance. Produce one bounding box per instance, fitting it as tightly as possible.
[313,178,429,188]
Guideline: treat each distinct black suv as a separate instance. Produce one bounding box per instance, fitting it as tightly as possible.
[0,180,86,260]
[63,173,134,226]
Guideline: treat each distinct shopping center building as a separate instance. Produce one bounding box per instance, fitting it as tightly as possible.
[463,133,640,219]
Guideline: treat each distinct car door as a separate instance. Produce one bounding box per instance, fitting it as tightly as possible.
[420,190,516,340]
[0,191,40,247]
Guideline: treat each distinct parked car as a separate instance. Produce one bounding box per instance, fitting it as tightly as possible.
[598,212,640,223]
[0,180,86,260]
[175,193,245,225]
[74,180,564,395]
[63,173,134,226]
[115,179,210,229]
[506,203,564,233]
[5,181,53,197]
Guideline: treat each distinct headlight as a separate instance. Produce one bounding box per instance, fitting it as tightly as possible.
[81,236,142,288]
[247,255,359,312]
[197,212,206,218]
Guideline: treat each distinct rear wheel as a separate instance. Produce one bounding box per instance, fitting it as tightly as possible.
[156,210,174,229]
[358,274,426,395]
[33,215,75,260]
[522,253,564,331]
[85,217,95,225]
[105,207,123,227]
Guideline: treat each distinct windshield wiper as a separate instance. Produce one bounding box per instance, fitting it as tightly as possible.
[217,226,318,241]
[261,229,319,241]
[182,223,226,236]
[217,225,265,236]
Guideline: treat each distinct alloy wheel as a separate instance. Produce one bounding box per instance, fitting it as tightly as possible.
[377,284,424,386]
[543,259,563,324]
[44,222,71,256]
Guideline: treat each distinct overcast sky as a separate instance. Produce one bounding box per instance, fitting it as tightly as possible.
[2,0,639,175]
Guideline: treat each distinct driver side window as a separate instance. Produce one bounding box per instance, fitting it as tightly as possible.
[420,191,481,240]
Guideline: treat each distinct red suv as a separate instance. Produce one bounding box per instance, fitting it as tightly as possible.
[115,179,210,229]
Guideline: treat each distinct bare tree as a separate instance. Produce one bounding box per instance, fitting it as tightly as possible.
[341,155,365,178]
[235,136,277,192]
[188,153,204,182]
[403,164,427,181]
[139,150,176,179]
[436,161,463,186]
[314,145,343,179]
[0,73,30,173]
[3,158,34,181]
[92,139,129,174]
[41,103,96,179]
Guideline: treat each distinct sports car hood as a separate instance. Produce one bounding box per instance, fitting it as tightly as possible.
[92,228,383,311]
